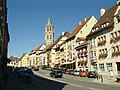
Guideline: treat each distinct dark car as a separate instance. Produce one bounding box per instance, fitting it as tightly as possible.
[41,65,47,70]
[50,70,63,78]
[87,71,98,78]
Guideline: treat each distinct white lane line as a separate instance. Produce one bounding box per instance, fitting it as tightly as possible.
[34,71,82,88]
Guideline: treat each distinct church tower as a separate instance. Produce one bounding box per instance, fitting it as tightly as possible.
[45,17,54,46]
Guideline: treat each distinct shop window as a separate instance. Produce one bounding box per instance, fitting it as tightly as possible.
[106,63,113,72]
[99,64,105,72]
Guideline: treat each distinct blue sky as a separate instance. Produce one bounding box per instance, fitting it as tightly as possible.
[7,0,116,58]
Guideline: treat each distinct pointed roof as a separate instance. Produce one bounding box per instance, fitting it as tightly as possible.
[47,17,52,25]
[67,16,91,40]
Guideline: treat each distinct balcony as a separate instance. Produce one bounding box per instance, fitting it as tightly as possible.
[98,40,106,46]
[110,36,120,43]
[112,51,120,57]
[99,54,108,59]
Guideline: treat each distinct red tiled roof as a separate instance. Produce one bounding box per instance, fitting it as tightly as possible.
[35,45,43,51]
[67,16,91,40]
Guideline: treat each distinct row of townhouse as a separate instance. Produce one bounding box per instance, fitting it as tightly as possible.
[17,1,120,76]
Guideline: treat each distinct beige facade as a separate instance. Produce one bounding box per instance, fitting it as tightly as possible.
[61,16,97,70]
[87,4,120,76]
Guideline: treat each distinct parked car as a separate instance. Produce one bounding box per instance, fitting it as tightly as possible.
[79,71,88,77]
[50,70,63,78]
[41,65,47,70]
[69,69,74,75]
[87,71,98,78]
[33,66,39,71]
[73,70,80,76]
[63,69,71,74]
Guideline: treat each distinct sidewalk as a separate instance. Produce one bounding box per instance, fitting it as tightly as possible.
[93,74,120,85]
[5,70,41,90]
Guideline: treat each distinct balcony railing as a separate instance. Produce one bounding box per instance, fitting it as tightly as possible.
[98,40,106,46]
[110,36,120,43]
[112,51,120,57]
[99,54,108,59]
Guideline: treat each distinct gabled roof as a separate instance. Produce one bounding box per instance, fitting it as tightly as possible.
[67,16,91,40]
[87,4,118,37]
[19,53,28,61]
[9,56,18,61]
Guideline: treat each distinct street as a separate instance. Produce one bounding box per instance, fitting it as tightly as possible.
[6,69,120,90]
[31,69,120,90]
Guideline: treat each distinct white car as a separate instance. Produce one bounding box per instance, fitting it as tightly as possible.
[73,70,80,76]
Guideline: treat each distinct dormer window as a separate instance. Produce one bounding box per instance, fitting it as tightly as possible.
[106,22,110,26]
[96,27,99,30]
[92,27,99,32]
[101,22,110,28]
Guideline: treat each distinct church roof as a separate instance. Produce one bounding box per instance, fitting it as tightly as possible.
[47,17,52,25]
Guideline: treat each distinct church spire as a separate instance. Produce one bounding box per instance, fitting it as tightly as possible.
[45,17,54,46]
[47,16,52,25]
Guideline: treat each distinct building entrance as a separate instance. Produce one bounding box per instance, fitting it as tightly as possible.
[117,62,120,74]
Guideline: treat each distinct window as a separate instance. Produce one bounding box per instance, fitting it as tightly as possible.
[90,40,92,45]
[116,46,119,51]
[90,51,93,57]
[116,15,120,23]
[47,27,49,32]
[99,50,102,54]
[94,51,96,56]
[114,32,117,37]
[99,64,105,72]
[106,63,112,71]
[105,49,107,53]
[118,31,120,36]
[113,47,115,52]
[50,34,52,39]
[93,38,95,44]
[111,33,114,38]
[98,38,100,42]
[47,35,49,39]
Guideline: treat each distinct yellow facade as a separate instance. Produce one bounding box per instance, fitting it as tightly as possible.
[20,53,29,67]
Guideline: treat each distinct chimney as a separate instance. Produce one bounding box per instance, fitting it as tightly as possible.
[100,8,105,16]
[117,0,120,5]
[62,32,64,36]
[84,18,87,22]
[79,21,81,25]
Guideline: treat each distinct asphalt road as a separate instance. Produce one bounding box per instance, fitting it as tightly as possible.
[31,69,120,90]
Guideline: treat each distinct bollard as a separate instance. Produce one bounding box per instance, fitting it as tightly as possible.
[101,74,103,82]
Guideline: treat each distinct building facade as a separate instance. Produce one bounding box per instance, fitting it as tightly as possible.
[87,3,120,76]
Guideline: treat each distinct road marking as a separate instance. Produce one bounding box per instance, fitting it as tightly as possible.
[34,71,82,88]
